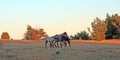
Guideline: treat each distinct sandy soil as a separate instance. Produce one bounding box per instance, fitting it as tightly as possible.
[0,40,120,60]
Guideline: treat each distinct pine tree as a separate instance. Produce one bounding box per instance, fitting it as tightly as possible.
[105,14,120,39]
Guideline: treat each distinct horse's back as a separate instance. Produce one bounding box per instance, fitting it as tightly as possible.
[45,36,55,42]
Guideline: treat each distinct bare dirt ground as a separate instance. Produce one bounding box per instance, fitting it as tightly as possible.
[0,40,120,60]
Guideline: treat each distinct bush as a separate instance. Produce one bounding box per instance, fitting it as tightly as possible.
[1,32,10,39]
[70,31,90,40]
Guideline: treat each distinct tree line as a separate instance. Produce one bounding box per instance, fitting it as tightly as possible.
[1,13,120,40]
[70,13,120,40]
[0,25,46,40]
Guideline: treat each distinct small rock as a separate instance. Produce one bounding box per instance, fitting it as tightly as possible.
[74,54,76,56]
[56,51,60,55]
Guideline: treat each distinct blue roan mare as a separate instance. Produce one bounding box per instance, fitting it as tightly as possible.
[53,32,71,47]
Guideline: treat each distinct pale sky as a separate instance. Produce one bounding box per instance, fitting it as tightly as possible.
[0,0,120,39]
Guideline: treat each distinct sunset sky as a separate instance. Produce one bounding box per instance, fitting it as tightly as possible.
[0,0,120,39]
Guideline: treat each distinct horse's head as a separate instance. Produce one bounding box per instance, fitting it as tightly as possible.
[63,32,67,35]
[43,32,48,37]
[52,34,59,39]
[63,32,68,37]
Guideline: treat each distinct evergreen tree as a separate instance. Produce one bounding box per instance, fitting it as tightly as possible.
[105,14,120,39]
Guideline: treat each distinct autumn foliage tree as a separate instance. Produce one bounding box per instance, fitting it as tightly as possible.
[1,32,10,39]
[24,25,46,40]
[88,13,120,40]
[88,17,107,40]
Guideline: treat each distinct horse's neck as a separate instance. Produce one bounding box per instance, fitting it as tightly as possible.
[45,36,49,38]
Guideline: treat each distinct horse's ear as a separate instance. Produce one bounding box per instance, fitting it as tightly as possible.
[63,32,68,36]
[44,33,48,37]
[63,32,67,34]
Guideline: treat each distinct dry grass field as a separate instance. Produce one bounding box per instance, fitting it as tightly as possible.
[0,40,120,60]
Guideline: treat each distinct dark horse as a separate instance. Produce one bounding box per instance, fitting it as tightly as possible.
[53,32,71,47]
[62,32,71,47]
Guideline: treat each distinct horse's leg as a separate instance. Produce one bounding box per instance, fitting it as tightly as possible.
[51,40,54,48]
[55,39,59,47]
[45,41,48,48]
[54,39,59,47]
[50,42,52,48]
[53,40,57,47]
[60,41,63,48]
[64,40,67,47]
[56,41,59,47]
[67,40,71,47]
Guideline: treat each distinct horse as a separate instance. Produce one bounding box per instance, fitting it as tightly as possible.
[62,34,71,47]
[53,32,71,47]
[44,35,55,48]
